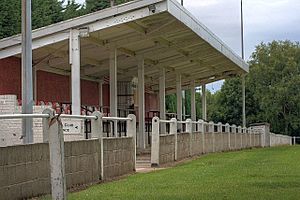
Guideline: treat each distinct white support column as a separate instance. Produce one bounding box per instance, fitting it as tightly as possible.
[109,48,118,136]
[33,66,37,102]
[191,80,196,131]
[176,73,182,130]
[138,57,145,149]
[98,80,103,111]
[70,29,81,115]
[182,90,186,120]
[202,84,207,121]
[159,68,166,134]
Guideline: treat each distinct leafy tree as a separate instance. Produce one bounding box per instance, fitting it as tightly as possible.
[248,41,300,135]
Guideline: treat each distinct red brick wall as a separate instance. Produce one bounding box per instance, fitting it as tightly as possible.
[81,79,99,106]
[0,57,21,99]
[37,70,70,103]
[0,57,158,112]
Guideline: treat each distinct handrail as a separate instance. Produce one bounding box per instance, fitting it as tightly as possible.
[102,116,132,121]
[0,113,135,121]
[0,114,50,119]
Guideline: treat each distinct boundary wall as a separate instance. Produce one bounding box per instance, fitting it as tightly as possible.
[0,111,136,200]
[151,118,292,166]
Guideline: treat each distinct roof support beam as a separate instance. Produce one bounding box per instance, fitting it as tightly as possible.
[176,73,182,130]
[110,47,118,136]
[138,57,146,149]
[70,29,81,115]
[191,80,196,131]
[159,67,166,134]
[202,84,207,121]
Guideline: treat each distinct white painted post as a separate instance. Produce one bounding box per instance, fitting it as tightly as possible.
[248,127,252,147]
[176,73,182,131]
[238,126,242,149]
[217,122,222,152]
[98,80,103,111]
[42,108,54,143]
[186,119,193,156]
[91,111,103,179]
[110,47,118,137]
[159,68,166,134]
[170,118,177,161]
[48,115,66,200]
[191,80,196,132]
[202,84,207,121]
[151,117,160,167]
[138,57,145,149]
[127,114,137,171]
[70,29,81,115]
[208,121,215,152]
[198,120,205,154]
[225,123,230,150]
[232,125,237,150]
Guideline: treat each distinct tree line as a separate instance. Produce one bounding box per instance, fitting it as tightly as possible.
[167,41,300,137]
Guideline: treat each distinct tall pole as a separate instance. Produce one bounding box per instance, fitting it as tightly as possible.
[22,0,33,144]
[241,0,246,127]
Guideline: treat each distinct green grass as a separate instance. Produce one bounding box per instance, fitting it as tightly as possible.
[69,146,300,200]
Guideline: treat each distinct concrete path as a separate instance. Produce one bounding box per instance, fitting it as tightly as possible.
[136,154,153,173]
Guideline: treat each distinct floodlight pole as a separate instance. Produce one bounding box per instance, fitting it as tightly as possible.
[241,0,246,128]
[21,0,33,144]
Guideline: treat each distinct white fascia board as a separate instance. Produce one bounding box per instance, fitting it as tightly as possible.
[167,0,249,73]
[0,32,69,60]
[0,0,165,48]
[0,0,167,59]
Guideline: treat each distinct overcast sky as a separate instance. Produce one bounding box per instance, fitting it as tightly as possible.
[75,0,300,92]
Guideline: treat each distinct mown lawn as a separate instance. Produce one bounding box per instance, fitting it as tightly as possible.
[68,146,300,200]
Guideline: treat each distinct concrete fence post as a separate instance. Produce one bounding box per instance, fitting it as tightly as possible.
[232,125,237,150]
[42,108,55,143]
[238,126,242,149]
[186,119,193,156]
[217,122,222,151]
[151,117,160,167]
[127,114,137,171]
[170,118,177,161]
[225,123,230,150]
[248,128,252,147]
[198,120,205,154]
[293,137,296,145]
[46,113,67,200]
[209,122,215,152]
[91,111,103,180]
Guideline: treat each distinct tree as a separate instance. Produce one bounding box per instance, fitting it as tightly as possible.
[63,0,84,20]
[209,40,300,136]
[0,0,64,39]
[248,41,300,135]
